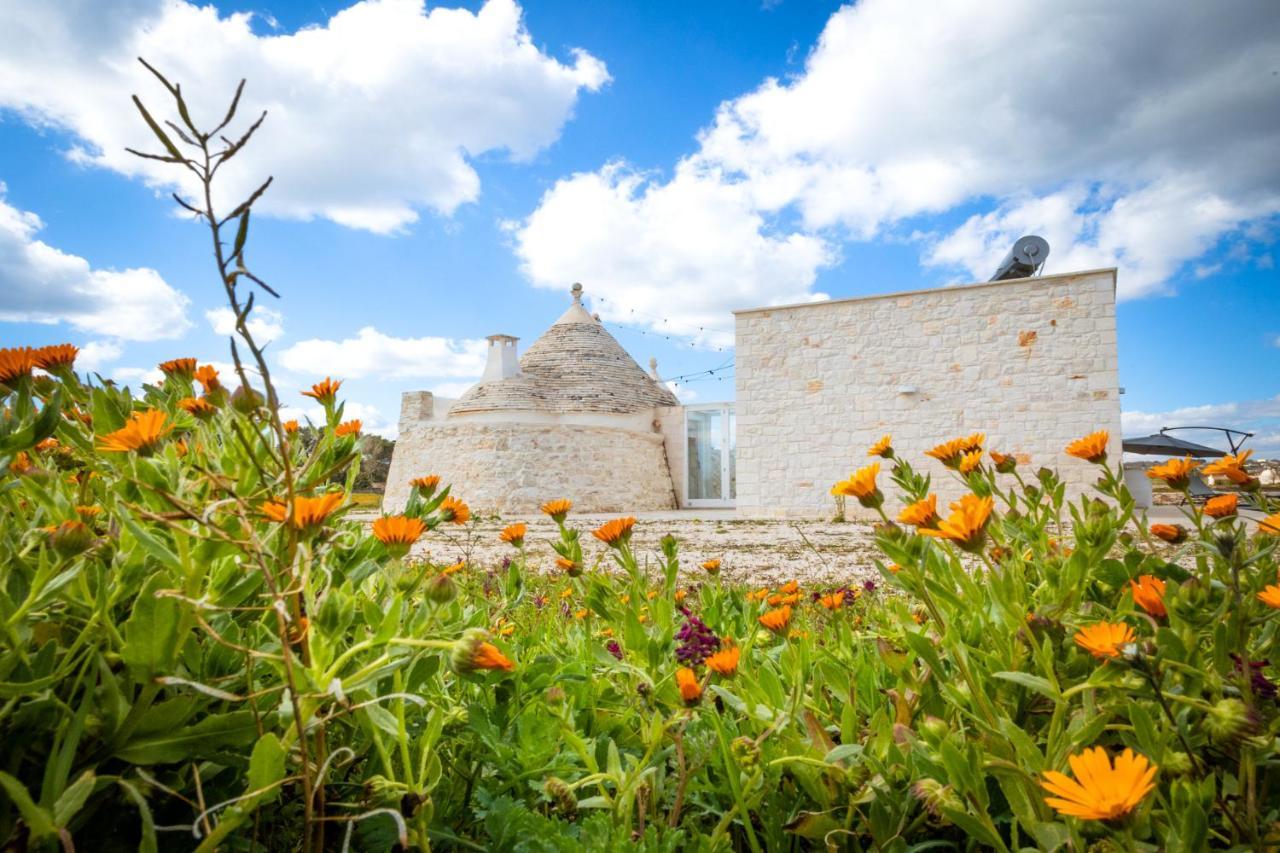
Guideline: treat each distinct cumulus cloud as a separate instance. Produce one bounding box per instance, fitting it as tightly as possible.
[277,327,487,380]
[1122,395,1280,457]
[77,340,124,372]
[0,187,191,340]
[206,307,284,345]
[514,0,1280,335]
[0,0,608,233]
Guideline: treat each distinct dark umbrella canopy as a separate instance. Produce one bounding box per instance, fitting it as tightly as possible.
[1122,433,1227,458]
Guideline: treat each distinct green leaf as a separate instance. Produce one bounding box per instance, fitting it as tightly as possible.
[52,770,96,827]
[115,712,257,764]
[117,779,158,853]
[993,671,1059,700]
[245,733,286,807]
[121,573,183,681]
[0,771,56,839]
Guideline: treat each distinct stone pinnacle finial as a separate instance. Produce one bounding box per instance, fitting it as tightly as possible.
[571,282,583,304]
[648,357,659,380]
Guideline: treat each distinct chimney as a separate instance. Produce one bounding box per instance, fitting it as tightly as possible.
[482,334,520,381]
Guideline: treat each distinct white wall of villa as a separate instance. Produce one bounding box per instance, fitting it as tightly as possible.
[732,268,1123,518]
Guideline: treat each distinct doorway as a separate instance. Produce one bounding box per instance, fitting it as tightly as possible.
[685,404,735,507]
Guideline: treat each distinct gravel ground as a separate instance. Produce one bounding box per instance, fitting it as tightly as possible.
[353,511,885,588]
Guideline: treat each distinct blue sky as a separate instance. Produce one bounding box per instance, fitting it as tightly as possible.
[1,0,1277,453]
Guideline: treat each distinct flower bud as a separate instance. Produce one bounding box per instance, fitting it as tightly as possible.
[918,715,949,742]
[545,685,566,704]
[48,520,95,558]
[1205,697,1257,745]
[911,778,962,819]
[449,628,514,674]
[544,777,577,820]
[1162,751,1193,775]
[317,588,353,634]
[731,736,761,770]
[231,385,264,414]
[424,572,457,604]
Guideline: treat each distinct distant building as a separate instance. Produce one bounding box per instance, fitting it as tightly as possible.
[386,268,1122,517]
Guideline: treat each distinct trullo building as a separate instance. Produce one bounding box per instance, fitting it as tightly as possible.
[383,284,681,513]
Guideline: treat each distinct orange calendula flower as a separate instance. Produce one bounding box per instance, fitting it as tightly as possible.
[1065,430,1109,463]
[897,494,938,527]
[442,561,465,576]
[440,496,470,525]
[0,347,40,384]
[1259,514,1280,536]
[451,629,515,673]
[574,608,589,620]
[705,645,739,676]
[472,642,515,672]
[831,462,882,509]
[262,492,344,529]
[1202,450,1254,486]
[989,450,1017,473]
[334,419,361,437]
[302,377,342,403]
[1257,585,1280,609]
[1203,493,1237,519]
[918,493,994,552]
[819,590,846,610]
[592,516,637,546]
[886,562,903,574]
[867,434,893,458]
[958,449,983,474]
[1146,456,1199,490]
[701,558,721,575]
[499,522,527,547]
[676,667,702,704]
[1040,747,1157,822]
[33,344,78,370]
[1129,575,1167,619]
[768,592,801,606]
[372,515,427,548]
[1073,622,1135,660]
[97,410,173,454]
[9,452,33,475]
[282,419,300,434]
[759,605,793,632]
[779,580,799,595]
[1149,523,1187,544]
[158,357,197,378]
[75,505,101,518]
[193,364,220,393]
[925,436,969,468]
[410,474,440,495]
[555,556,581,575]
[33,438,59,453]
[674,589,688,604]
[540,498,573,522]
[745,588,769,603]
[178,397,217,418]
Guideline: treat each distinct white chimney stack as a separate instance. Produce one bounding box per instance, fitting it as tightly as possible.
[482,334,520,381]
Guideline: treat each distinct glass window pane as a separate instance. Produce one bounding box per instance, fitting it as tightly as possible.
[687,410,723,500]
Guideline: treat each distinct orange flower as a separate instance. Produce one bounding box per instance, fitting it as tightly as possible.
[1257,585,1280,609]
[1129,575,1167,619]
[701,558,721,575]
[958,449,983,474]
[592,516,637,546]
[1146,456,1199,490]
[676,667,702,703]
[282,419,300,434]
[962,432,985,452]
[499,522,527,546]
[410,475,440,495]
[97,410,173,454]
[555,556,581,575]
[1202,450,1254,486]
[440,496,470,525]
[925,436,971,468]
[989,450,1017,473]
[705,645,739,676]
[74,505,101,519]
[178,396,217,418]
[158,357,197,378]
[472,642,515,672]
[897,494,938,527]
[745,588,769,603]
[1073,622,1135,659]
[1065,430,1109,463]
[0,347,40,384]
[918,493,994,552]
[261,492,344,529]
[33,438,59,453]
[574,608,589,620]
[674,589,688,604]
[1040,747,1157,821]
[768,592,801,606]
[302,377,342,404]
[334,419,361,437]
[1203,494,1237,519]
[9,452,33,475]
[33,344,77,370]
[193,364,220,393]
[372,515,427,548]
[779,580,800,595]
[451,629,515,673]
[1149,523,1187,544]
[867,434,893,458]
[541,498,573,522]
[759,605,792,632]
[442,561,465,576]
[831,463,882,508]
[886,562,903,574]
[1259,514,1280,536]
[818,590,846,610]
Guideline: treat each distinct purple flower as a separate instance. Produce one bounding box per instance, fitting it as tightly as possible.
[863,580,877,593]
[1232,655,1278,701]
[533,594,548,610]
[675,613,720,666]
[607,640,624,660]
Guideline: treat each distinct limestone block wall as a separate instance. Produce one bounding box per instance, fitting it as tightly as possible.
[734,269,1122,518]
[383,420,677,515]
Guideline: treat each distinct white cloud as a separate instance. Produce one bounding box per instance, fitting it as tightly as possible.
[666,381,698,403]
[514,0,1280,335]
[277,326,487,380]
[429,381,477,400]
[0,187,191,340]
[77,340,124,372]
[0,0,609,234]
[206,306,284,344]
[111,366,165,386]
[1122,395,1280,457]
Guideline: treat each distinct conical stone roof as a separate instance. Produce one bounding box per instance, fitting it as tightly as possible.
[451,286,679,415]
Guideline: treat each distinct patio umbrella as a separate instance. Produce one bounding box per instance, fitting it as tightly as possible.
[1121,433,1226,458]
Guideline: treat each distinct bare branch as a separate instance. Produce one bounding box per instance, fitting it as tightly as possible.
[125,147,184,164]
[219,176,274,227]
[213,110,267,173]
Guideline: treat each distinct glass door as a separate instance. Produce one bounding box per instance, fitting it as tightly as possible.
[685,404,735,507]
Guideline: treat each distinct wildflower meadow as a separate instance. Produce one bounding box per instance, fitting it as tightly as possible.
[2,63,1279,851]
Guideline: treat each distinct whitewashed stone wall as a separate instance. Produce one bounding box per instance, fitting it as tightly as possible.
[734,269,1122,518]
[383,419,676,514]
